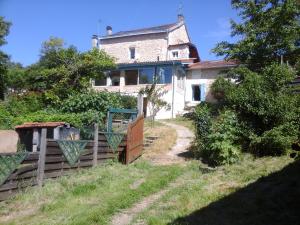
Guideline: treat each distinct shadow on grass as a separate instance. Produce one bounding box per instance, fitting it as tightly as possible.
[169,160,300,225]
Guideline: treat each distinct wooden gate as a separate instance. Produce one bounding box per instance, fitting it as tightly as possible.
[125,115,144,164]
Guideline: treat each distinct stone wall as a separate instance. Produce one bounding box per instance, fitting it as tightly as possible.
[100,33,168,63]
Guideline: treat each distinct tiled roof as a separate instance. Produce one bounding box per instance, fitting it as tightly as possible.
[15,122,67,129]
[99,22,178,39]
[188,60,238,70]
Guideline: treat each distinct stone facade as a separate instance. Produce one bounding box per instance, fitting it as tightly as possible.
[100,33,168,63]
[91,16,237,119]
[96,20,191,64]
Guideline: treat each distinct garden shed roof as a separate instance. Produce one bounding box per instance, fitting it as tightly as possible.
[15,122,67,129]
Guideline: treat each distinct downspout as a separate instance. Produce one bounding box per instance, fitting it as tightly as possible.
[166,30,170,60]
[171,61,175,118]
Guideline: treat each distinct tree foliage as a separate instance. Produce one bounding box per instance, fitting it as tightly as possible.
[212,0,300,71]
[139,82,170,122]
[211,64,299,155]
[24,37,115,104]
[0,17,11,99]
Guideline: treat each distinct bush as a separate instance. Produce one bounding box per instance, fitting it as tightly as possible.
[4,92,45,117]
[250,123,298,156]
[12,109,101,130]
[59,91,137,122]
[204,110,241,165]
[210,64,300,157]
[119,94,137,109]
[193,104,212,157]
[0,102,13,129]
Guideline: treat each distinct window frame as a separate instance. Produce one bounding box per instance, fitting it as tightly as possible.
[192,85,201,102]
[129,47,136,60]
[172,51,179,59]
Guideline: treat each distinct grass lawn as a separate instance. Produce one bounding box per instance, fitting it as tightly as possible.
[0,161,184,225]
[0,119,298,225]
[131,155,298,225]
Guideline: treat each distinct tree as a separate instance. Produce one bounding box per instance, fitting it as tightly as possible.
[0,17,11,99]
[212,0,300,71]
[139,81,170,125]
[6,62,26,93]
[25,37,116,104]
[211,64,299,155]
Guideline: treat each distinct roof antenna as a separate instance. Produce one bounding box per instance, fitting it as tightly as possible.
[177,1,183,15]
[97,19,102,37]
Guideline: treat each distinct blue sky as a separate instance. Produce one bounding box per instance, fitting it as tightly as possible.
[0,0,238,66]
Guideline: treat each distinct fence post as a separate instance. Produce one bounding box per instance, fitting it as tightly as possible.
[37,128,47,187]
[137,93,143,116]
[93,123,99,167]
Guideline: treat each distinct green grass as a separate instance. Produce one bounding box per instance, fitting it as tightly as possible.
[0,161,184,225]
[0,154,297,225]
[131,155,296,225]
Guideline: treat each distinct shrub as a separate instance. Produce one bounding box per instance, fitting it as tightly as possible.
[193,104,212,157]
[202,110,241,165]
[59,91,123,116]
[250,123,298,156]
[210,64,300,157]
[5,92,45,117]
[0,102,13,129]
[119,94,137,109]
[12,109,101,130]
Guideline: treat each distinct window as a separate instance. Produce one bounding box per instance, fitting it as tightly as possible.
[129,47,135,59]
[192,85,200,101]
[125,70,138,85]
[172,51,179,58]
[156,66,172,84]
[139,68,155,84]
[94,78,106,86]
[110,71,120,86]
[192,84,206,102]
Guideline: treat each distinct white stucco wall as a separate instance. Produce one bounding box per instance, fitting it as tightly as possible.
[168,44,190,60]
[185,68,225,106]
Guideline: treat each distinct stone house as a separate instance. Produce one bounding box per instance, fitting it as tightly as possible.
[91,14,237,119]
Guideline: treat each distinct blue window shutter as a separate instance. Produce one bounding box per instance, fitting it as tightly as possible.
[200,84,206,102]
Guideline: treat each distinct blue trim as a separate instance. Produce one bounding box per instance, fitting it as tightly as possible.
[200,84,206,102]
[117,61,182,70]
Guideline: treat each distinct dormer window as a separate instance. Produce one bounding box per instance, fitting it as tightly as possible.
[172,51,179,58]
[129,47,136,59]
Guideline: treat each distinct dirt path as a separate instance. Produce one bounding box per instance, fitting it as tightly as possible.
[149,121,194,165]
[111,122,194,225]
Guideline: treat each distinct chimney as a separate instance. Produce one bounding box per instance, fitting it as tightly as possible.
[177,14,184,22]
[106,26,112,35]
[91,35,98,48]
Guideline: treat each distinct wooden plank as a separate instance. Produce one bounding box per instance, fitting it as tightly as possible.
[0,190,18,201]
[98,141,126,147]
[37,128,47,187]
[126,115,144,164]
[93,123,99,167]
[0,179,36,192]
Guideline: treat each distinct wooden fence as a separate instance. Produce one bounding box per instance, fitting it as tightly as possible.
[0,131,128,201]
[0,116,145,201]
[126,115,144,164]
